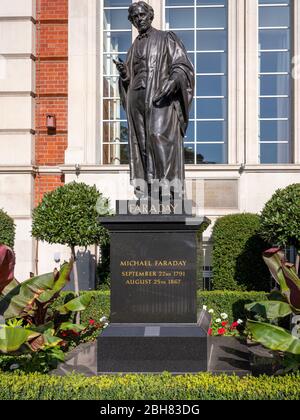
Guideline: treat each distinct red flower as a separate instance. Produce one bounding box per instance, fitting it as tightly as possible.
[89,319,95,326]
[208,328,213,336]
[221,321,228,327]
[218,328,226,335]
[61,331,68,337]
[230,321,239,330]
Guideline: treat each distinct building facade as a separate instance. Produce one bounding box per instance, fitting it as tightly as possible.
[0,0,300,279]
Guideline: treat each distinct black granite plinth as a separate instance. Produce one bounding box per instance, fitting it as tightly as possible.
[97,311,211,374]
[116,199,193,215]
[99,214,209,324]
[50,336,255,377]
[98,209,210,373]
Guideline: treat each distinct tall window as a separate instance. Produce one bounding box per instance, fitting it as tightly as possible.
[165,0,228,164]
[102,0,132,164]
[258,0,292,164]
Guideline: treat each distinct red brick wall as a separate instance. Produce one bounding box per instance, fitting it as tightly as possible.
[35,0,68,204]
[34,174,65,207]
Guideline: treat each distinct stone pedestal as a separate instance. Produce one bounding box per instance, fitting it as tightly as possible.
[97,203,211,373]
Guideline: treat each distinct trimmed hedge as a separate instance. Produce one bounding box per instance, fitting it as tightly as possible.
[198,291,268,321]
[55,290,268,324]
[0,371,299,400]
[211,213,271,291]
[0,209,15,248]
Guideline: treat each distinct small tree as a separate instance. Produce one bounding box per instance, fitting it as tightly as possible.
[0,209,16,249]
[32,182,110,312]
[260,184,300,270]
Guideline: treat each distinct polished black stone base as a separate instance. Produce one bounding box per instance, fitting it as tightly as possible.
[99,214,210,324]
[51,336,255,377]
[97,311,211,374]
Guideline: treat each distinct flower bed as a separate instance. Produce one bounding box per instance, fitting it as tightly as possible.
[203,306,244,337]
[0,290,268,374]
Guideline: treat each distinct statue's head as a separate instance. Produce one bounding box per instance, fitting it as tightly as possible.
[128,1,154,33]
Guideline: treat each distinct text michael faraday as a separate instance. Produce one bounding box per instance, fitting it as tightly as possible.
[99,404,202,417]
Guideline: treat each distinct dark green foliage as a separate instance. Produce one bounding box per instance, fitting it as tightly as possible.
[0,209,15,249]
[0,371,299,400]
[32,182,110,248]
[97,242,111,288]
[212,213,271,291]
[199,291,268,322]
[53,291,110,324]
[260,183,300,251]
[0,348,65,374]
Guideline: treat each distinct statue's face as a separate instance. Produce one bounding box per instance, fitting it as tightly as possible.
[130,5,152,33]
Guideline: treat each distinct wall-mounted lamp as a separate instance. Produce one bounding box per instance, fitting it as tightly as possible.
[46,114,56,131]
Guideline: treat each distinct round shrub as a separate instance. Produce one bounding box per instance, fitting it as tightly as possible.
[0,209,15,248]
[32,182,110,249]
[260,183,300,251]
[211,213,271,291]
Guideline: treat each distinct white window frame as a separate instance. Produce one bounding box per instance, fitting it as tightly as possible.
[258,0,292,164]
[164,0,229,165]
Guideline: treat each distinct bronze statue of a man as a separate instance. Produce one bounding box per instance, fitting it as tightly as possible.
[114,1,194,199]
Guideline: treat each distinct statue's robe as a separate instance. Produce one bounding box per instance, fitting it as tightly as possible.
[119,28,194,193]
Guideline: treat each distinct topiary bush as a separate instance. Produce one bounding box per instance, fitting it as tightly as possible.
[32,182,110,250]
[260,184,300,252]
[32,182,110,297]
[0,209,15,249]
[211,213,271,291]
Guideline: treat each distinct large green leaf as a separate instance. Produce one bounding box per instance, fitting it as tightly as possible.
[0,272,54,320]
[42,329,62,348]
[263,248,300,313]
[281,263,300,313]
[247,320,300,355]
[0,261,73,321]
[37,261,73,303]
[245,301,292,320]
[57,294,93,315]
[59,322,86,333]
[0,326,37,353]
[0,278,19,298]
[263,248,290,295]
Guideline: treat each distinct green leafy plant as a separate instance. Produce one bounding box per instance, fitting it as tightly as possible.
[32,182,110,321]
[0,209,15,249]
[260,184,300,252]
[0,257,92,359]
[212,213,271,291]
[260,183,300,274]
[205,307,243,337]
[246,248,300,373]
[0,371,300,400]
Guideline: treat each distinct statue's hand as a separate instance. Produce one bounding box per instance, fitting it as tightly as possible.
[153,79,178,105]
[113,59,127,79]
